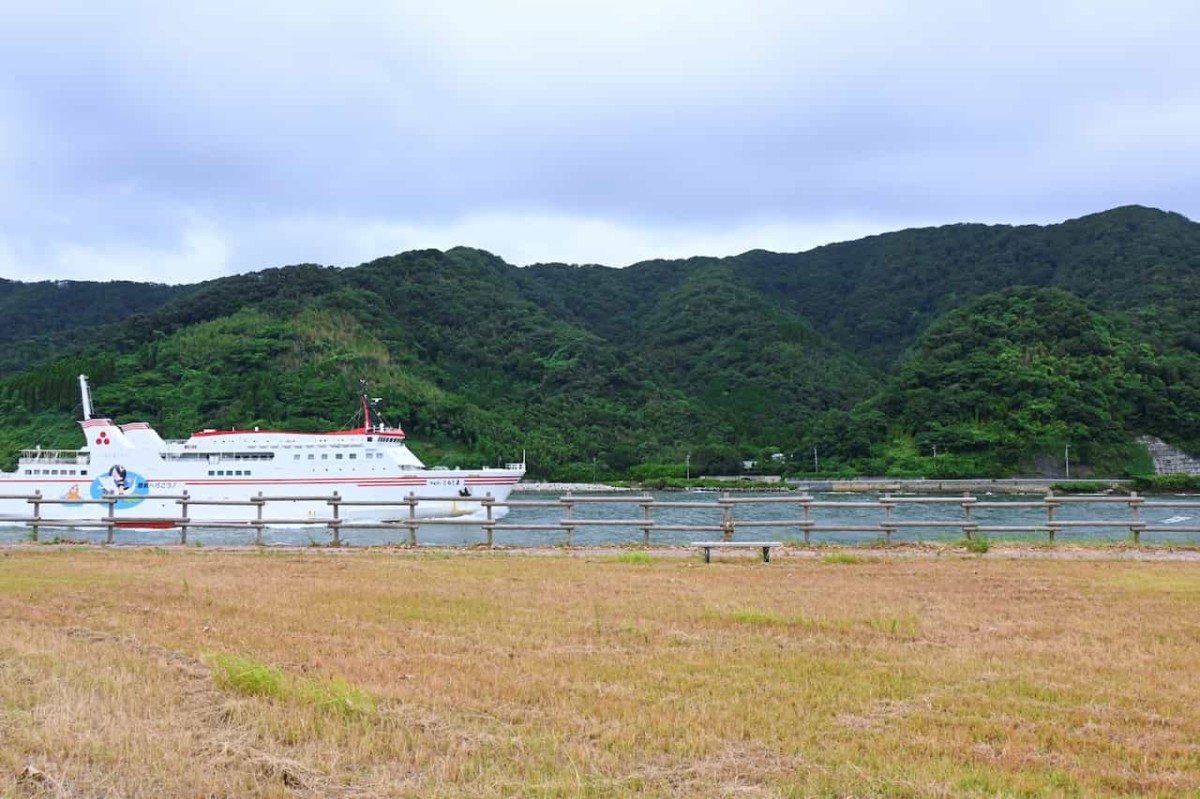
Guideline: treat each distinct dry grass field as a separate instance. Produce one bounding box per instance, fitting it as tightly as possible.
[2,547,1200,798]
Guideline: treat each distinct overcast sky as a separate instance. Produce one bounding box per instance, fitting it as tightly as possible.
[1,1,1197,284]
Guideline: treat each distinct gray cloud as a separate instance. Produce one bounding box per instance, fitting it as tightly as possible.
[1,0,1197,282]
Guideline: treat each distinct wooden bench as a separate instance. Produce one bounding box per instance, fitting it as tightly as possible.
[692,541,783,563]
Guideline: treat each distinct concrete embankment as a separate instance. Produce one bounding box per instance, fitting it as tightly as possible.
[516,479,1131,495]
[813,478,1131,494]
[514,482,634,493]
[1139,436,1200,475]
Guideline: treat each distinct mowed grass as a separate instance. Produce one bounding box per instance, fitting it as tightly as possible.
[2,550,1200,796]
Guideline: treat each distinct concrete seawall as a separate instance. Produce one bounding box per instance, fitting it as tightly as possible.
[516,479,1132,495]
[794,478,1131,494]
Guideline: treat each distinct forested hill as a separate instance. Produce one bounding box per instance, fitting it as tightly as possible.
[729,205,1200,367]
[0,205,1196,479]
[0,279,178,373]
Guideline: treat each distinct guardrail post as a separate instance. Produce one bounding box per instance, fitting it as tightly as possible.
[641,493,653,546]
[483,493,495,547]
[1045,489,1057,544]
[406,491,418,546]
[29,490,41,543]
[329,491,342,546]
[253,492,265,546]
[800,495,811,545]
[720,492,734,541]
[179,490,190,545]
[961,492,975,541]
[561,491,575,547]
[105,494,116,545]
[881,493,895,545]
[1128,490,1143,545]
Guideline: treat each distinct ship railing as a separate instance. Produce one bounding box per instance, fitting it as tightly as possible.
[3,489,1200,548]
[18,449,89,464]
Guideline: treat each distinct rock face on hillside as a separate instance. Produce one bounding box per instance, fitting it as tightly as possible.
[1139,436,1200,475]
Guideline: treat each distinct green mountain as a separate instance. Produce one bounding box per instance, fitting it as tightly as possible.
[725,205,1200,366]
[0,205,1195,479]
[0,278,179,373]
[865,287,1197,476]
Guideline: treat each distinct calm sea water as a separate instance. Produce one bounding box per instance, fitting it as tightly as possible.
[2,491,1198,547]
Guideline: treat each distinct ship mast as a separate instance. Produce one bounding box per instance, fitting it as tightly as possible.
[359,379,372,431]
[357,379,401,435]
[79,374,93,421]
[359,379,385,432]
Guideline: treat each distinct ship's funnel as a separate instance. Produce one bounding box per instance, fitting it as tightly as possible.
[120,422,166,448]
[79,418,134,450]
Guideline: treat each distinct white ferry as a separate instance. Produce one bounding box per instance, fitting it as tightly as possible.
[0,376,524,528]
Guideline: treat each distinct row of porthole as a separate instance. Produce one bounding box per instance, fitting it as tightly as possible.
[24,469,89,476]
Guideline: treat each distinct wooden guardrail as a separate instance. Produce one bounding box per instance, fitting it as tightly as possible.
[1,490,1198,547]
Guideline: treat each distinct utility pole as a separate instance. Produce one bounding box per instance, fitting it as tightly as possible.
[813,447,819,473]
[1065,442,1070,479]
[685,452,691,481]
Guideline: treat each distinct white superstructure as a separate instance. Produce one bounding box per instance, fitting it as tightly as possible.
[0,377,523,528]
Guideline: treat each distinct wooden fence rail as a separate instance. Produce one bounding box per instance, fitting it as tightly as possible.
[1,490,1198,547]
